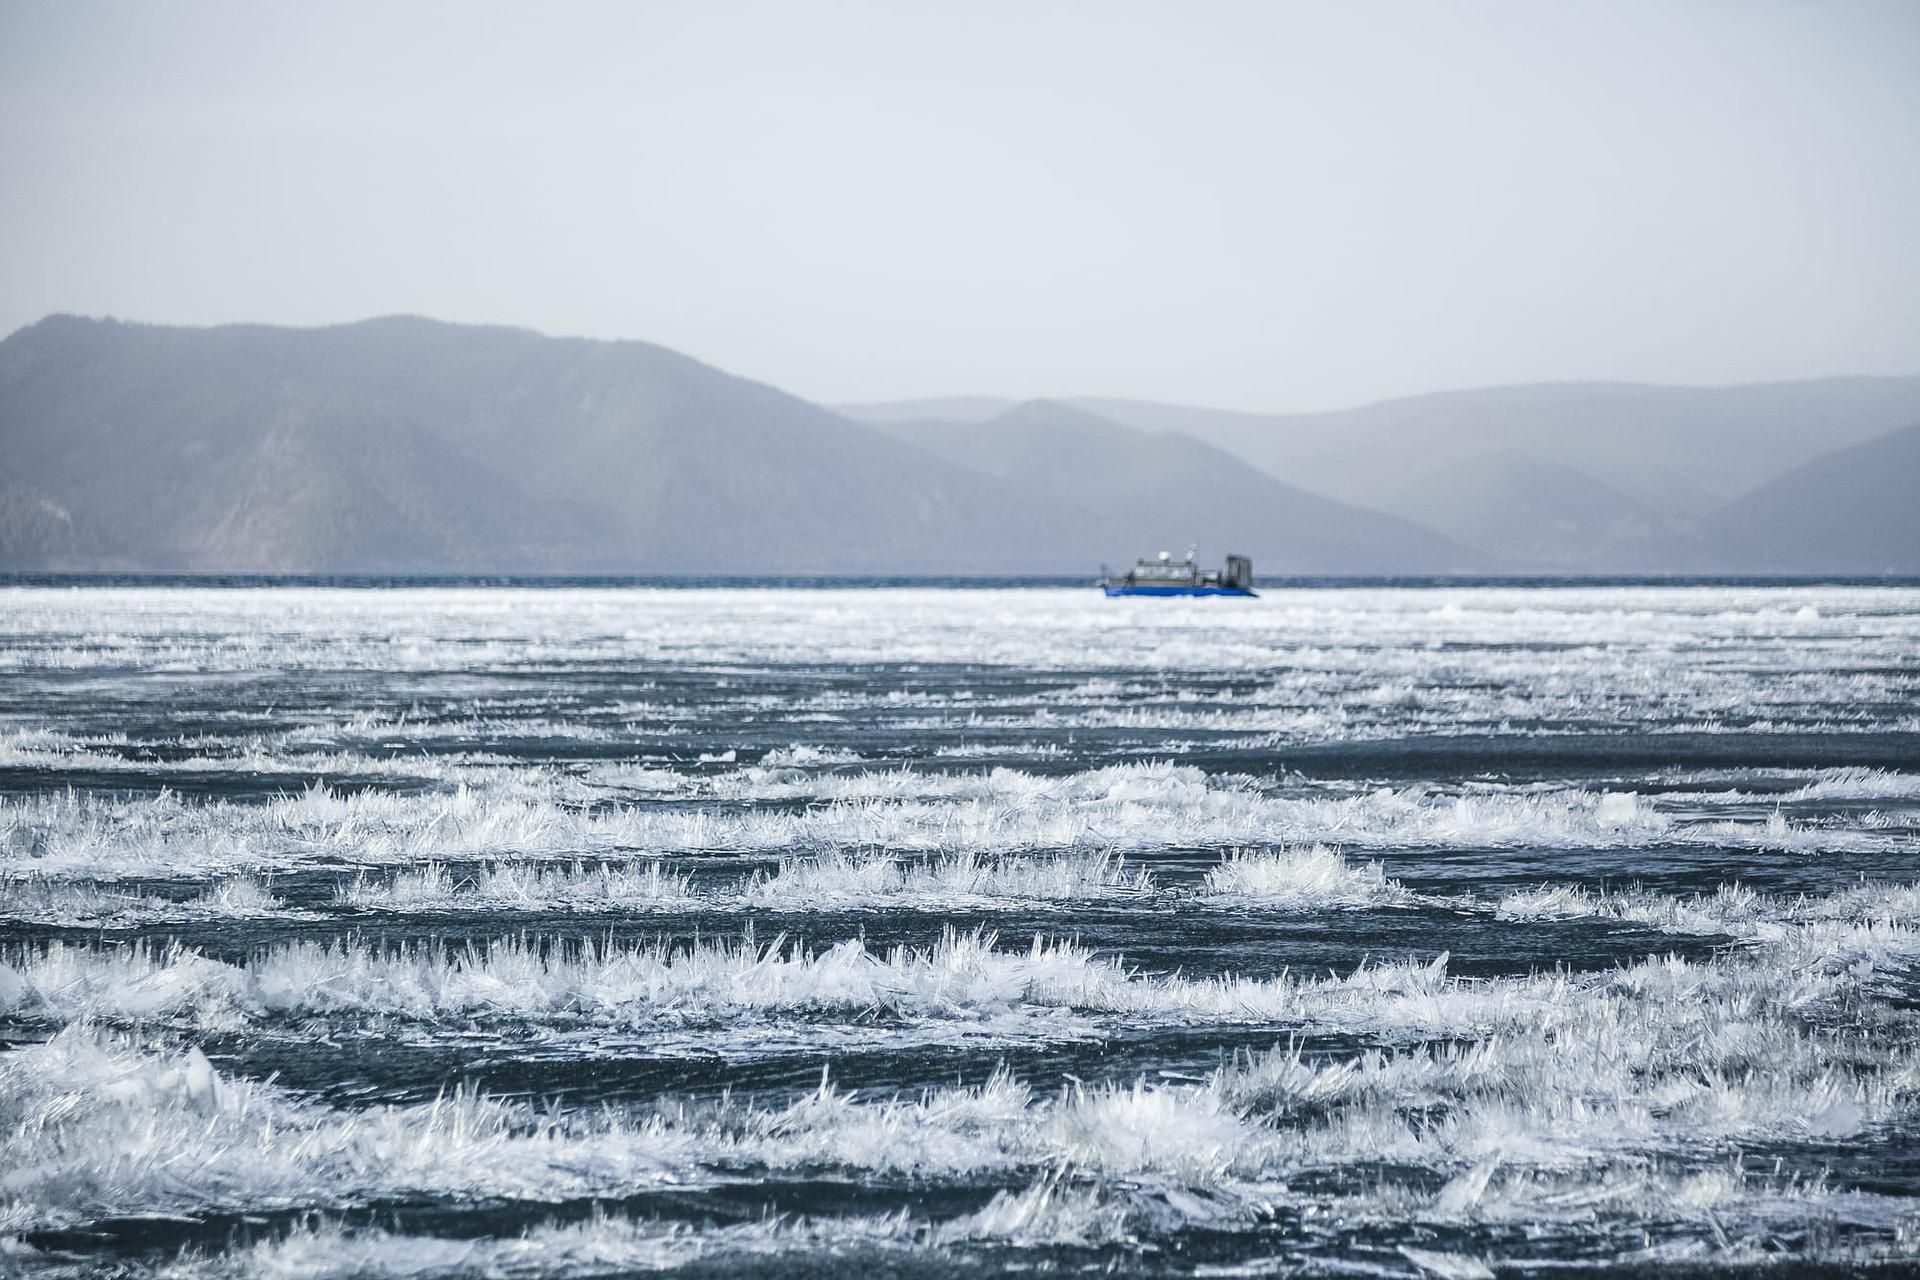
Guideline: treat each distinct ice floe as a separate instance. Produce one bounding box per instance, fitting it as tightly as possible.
[1201,846,1416,909]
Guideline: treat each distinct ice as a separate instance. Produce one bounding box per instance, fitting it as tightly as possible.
[0,1029,703,1230]
[0,929,1125,1029]
[2,763,1892,885]
[10,879,1920,1090]
[134,1181,1144,1277]
[0,872,297,929]
[758,744,864,767]
[1046,1077,1260,1182]
[4,875,1918,1252]
[5,951,1917,1250]
[1495,878,1920,945]
[337,859,699,911]
[150,1212,935,1278]
[3,584,1918,1272]
[0,877,180,928]
[192,874,282,913]
[1785,767,1920,802]
[740,848,1151,910]
[1593,791,1645,826]
[328,849,1146,915]
[4,586,1916,740]
[939,1172,1135,1246]
[1400,1245,1496,1279]
[1201,845,1414,909]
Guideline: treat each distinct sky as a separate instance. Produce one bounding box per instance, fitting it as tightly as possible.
[1,1,1916,411]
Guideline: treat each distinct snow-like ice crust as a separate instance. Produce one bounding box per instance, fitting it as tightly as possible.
[2,762,1900,887]
[1201,845,1415,908]
[3,586,1918,1273]
[9,874,1920,1041]
[1,588,1916,757]
[6,873,1920,1267]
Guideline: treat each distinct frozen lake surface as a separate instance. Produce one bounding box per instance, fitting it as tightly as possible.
[2,583,1918,1277]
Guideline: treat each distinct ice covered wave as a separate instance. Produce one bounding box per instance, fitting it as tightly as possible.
[9,831,1912,937]
[0,1029,709,1233]
[141,1210,1087,1279]
[0,874,294,929]
[145,1213,945,1280]
[5,586,1914,718]
[336,859,698,911]
[1498,877,1920,945]
[1782,767,1920,802]
[1201,846,1415,909]
[5,921,1918,1267]
[0,930,1161,1031]
[0,849,1153,929]
[337,849,1152,914]
[11,875,1920,1041]
[0,845,1454,928]
[8,868,1920,1264]
[0,847,1414,931]
[0,727,528,785]
[11,712,1920,813]
[119,1168,1916,1279]
[3,762,1895,882]
[737,848,1152,911]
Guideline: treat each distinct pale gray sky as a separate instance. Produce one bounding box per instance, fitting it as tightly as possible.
[2,0,1916,411]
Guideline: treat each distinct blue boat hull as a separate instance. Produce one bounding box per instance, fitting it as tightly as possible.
[1103,585,1257,597]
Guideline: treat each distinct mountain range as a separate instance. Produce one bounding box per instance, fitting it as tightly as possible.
[846,379,1920,573]
[2,314,1915,575]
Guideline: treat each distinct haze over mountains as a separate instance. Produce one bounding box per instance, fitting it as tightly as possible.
[848,379,1920,574]
[871,400,1470,575]
[2,314,1916,575]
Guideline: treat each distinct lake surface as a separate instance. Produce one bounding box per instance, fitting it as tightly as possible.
[2,583,1918,1277]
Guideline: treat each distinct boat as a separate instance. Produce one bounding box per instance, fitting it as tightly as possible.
[1100,548,1256,597]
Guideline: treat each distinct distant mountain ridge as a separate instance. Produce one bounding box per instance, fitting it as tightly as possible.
[5,315,1913,575]
[846,378,1920,573]
[1696,424,1920,574]
[876,400,1477,574]
[0,315,1485,574]
[0,316,1021,572]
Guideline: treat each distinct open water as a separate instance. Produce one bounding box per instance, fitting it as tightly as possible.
[2,581,1918,1277]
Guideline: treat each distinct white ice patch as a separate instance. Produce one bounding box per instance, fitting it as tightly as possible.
[327,849,1148,915]
[0,840,1433,928]
[738,849,1150,911]
[0,763,1885,883]
[4,585,1918,1271]
[0,728,529,788]
[0,930,1133,1030]
[337,859,699,911]
[7,586,1914,742]
[0,1029,705,1231]
[0,874,293,929]
[116,1171,1920,1278]
[1495,878,1920,952]
[1201,846,1416,909]
[1784,768,1920,802]
[6,877,1920,1253]
[757,744,864,767]
[11,877,1920,1056]
[150,1212,940,1279]
[5,943,1918,1256]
